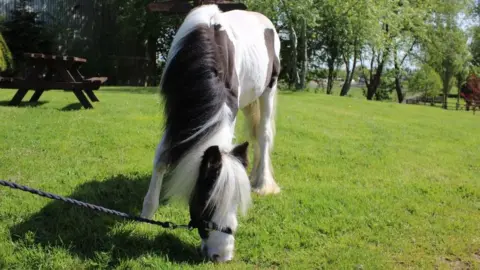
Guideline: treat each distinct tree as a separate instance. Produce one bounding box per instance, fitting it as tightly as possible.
[392,37,417,103]
[422,10,472,109]
[408,65,442,98]
[338,0,372,96]
[358,1,397,101]
[245,0,318,89]
[311,0,366,95]
[469,26,480,66]
[389,0,436,103]
[359,1,436,102]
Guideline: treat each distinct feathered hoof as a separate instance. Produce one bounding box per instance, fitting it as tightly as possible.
[140,202,157,219]
[252,180,281,196]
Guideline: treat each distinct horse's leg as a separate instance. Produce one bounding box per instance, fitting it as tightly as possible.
[242,101,261,182]
[141,137,169,219]
[252,83,280,195]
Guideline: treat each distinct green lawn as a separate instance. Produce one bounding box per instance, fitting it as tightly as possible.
[0,87,479,269]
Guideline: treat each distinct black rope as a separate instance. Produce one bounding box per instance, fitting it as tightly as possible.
[0,179,232,234]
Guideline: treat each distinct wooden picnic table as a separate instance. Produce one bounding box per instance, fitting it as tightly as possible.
[0,53,107,109]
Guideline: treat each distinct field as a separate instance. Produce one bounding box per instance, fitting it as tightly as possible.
[0,87,479,269]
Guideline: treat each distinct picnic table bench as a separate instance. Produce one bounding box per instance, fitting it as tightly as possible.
[0,53,107,109]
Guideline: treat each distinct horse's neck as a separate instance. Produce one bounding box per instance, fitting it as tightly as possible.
[209,117,236,152]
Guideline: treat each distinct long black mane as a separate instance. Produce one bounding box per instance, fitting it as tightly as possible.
[160,23,237,165]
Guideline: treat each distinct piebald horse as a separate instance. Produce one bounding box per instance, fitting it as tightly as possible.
[141,4,281,262]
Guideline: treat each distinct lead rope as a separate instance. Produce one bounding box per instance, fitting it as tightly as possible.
[0,179,231,234]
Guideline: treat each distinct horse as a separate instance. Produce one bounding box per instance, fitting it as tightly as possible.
[140,4,281,262]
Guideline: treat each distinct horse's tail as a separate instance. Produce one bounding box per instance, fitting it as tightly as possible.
[243,92,277,151]
[243,100,261,140]
[271,90,277,144]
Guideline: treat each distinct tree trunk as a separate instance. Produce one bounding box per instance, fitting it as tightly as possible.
[394,77,404,103]
[366,80,377,100]
[296,19,307,90]
[146,35,157,87]
[393,49,404,103]
[366,79,380,100]
[457,84,461,110]
[366,49,389,100]
[341,53,351,96]
[456,77,462,110]
[442,77,449,109]
[340,46,357,96]
[366,24,390,100]
[288,24,299,88]
[326,59,335,95]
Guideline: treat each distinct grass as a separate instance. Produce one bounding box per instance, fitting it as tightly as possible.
[0,87,479,269]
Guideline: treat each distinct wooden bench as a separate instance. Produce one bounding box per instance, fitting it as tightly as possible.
[0,53,108,109]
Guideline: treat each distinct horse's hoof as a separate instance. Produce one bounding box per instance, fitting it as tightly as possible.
[252,183,281,195]
[140,204,157,219]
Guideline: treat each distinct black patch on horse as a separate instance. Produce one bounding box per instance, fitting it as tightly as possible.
[160,23,239,166]
[189,145,222,239]
[214,24,239,113]
[264,28,280,89]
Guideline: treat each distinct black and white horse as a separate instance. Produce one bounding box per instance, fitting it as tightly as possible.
[141,4,281,262]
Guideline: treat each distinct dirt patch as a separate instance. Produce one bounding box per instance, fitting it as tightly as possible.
[473,251,480,262]
[437,257,472,270]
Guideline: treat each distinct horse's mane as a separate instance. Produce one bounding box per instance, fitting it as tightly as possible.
[159,5,250,218]
[161,20,234,165]
[206,152,251,225]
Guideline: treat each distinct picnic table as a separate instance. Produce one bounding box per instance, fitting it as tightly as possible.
[0,53,107,109]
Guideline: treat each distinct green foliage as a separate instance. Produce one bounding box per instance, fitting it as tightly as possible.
[468,65,480,76]
[0,32,13,72]
[0,89,479,268]
[374,69,396,101]
[246,0,474,97]
[416,0,473,104]
[307,68,327,81]
[0,0,475,92]
[408,65,443,97]
[469,26,480,66]
[425,22,470,97]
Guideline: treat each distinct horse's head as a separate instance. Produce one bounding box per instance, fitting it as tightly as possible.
[189,141,251,262]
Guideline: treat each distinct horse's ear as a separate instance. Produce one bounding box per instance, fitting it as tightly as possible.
[231,141,249,167]
[204,145,222,168]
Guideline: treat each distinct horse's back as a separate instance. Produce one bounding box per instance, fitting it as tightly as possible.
[222,10,280,108]
[172,5,281,109]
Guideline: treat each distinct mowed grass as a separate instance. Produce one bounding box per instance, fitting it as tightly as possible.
[0,87,479,269]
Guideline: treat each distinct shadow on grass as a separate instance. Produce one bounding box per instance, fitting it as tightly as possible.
[99,87,159,95]
[60,103,84,111]
[9,174,204,266]
[0,100,48,108]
